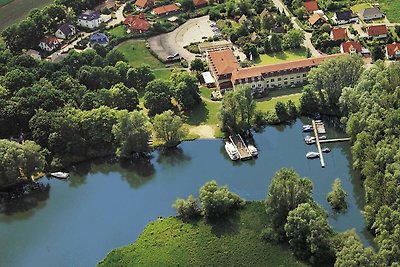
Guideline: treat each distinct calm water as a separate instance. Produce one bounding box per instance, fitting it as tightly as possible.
[0,119,373,267]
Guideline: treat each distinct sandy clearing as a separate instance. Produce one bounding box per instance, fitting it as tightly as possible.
[189,125,216,139]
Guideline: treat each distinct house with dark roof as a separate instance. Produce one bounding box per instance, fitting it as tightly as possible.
[55,22,76,39]
[340,41,362,54]
[39,36,61,52]
[332,10,357,24]
[271,26,286,34]
[330,28,348,41]
[359,7,384,21]
[135,0,154,10]
[303,0,319,13]
[152,4,180,16]
[367,25,388,38]
[123,13,151,33]
[77,10,103,29]
[193,0,208,8]
[385,43,400,60]
[89,32,109,46]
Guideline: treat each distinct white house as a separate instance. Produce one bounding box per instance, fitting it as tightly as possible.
[77,10,103,29]
[39,36,60,52]
[55,23,76,39]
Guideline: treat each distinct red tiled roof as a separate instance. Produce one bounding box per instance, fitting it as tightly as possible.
[308,13,326,26]
[40,36,59,45]
[303,1,319,12]
[153,3,179,15]
[340,41,362,53]
[123,13,150,31]
[231,55,340,82]
[367,25,387,36]
[208,49,239,77]
[193,0,208,6]
[331,28,347,40]
[386,43,400,56]
[135,0,152,8]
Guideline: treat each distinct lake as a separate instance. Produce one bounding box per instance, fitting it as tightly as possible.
[0,118,373,267]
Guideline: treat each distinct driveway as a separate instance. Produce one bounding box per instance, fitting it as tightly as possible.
[271,0,321,57]
[148,15,215,62]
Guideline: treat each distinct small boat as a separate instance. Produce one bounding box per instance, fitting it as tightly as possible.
[306,152,320,159]
[304,136,316,144]
[50,172,69,179]
[225,142,240,161]
[319,135,327,140]
[247,144,258,157]
[303,125,313,132]
[322,147,331,153]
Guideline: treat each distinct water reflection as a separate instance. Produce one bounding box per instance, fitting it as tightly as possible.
[156,147,191,166]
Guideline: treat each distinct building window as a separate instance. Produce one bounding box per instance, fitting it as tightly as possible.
[284,81,288,85]
[271,78,274,82]
[303,73,307,77]
[290,76,294,79]
[284,77,288,80]
[278,78,281,81]
[297,75,300,78]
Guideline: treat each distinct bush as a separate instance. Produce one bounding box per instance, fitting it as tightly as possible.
[260,227,279,243]
[326,178,347,211]
[173,195,201,220]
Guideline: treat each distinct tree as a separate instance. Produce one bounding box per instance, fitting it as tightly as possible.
[112,110,151,157]
[170,71,201,110]
[0,140,46,188]
[286,100,298,118]
[152,110,187,147]
[126,64,155,90]
[300,86,319,114]
[270,34,282,52]
[172,195,201,220]
[283,29,305,49]
[306,47,312,58]
[275,101,289,121]
[371,44,384,62]
[199,180,244,218]
[327,178,347,211]
[190,58,205,72]
[265,168,313,238]
[242,43,258,59]
[108,83,139,111]
[179,0,195,11]
[105,49,127,66]
[285,203,335,265]
[335,234,378,267]
[144,80,173,116]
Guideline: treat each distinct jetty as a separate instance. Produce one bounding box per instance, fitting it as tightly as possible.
[312,120,325,168]
[229,134,252,160]
[320,138,351,143]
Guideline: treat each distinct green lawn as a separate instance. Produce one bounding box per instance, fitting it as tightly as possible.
[254,48,307,66]
[375,0,400,23]
[98,202,306,267]
[256,93,301,111]
[0,0,13,6]
[116,40,165,68]
[108,25,129,38]
[351,3,371,13]
[153,69,174,80]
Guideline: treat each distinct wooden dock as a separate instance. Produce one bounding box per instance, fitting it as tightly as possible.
[229,134,252,160]
[320,138,351,143]
[314,120,326,134]
[312,120,325,168]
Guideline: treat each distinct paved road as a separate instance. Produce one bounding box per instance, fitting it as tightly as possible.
[271,0,321,57]
[109,3,126,27]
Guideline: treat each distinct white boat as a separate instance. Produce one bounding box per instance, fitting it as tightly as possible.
[225,142,240,161]
[305,136,316,144]
[322,147,331,153]
[319,135,327,140]
[247,144,258,157]
[306,152,320,159]
[50,172,69,179]
[303,125,313,132]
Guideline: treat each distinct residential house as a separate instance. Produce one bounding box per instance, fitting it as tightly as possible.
[135,0,154,10]
[359,7,384,21]
[206,49,240,92]
[152,4,180,16]
[89,32,109,46]
[271,26,286,34]
[123,13,151,33]
[193,0,208,8]
[330,28,348,41]
[340,41,362,54]
[332,10,357,24]
[308,13,327,28]
[95,0,117,11]
[260,8,269,20]
[55,22,76,39]
[39,36,60,52]
[367,25,388,38]
[238,14,247,24]
[303,0,319,13]
[77,10,103,29]
[385,43,400,60]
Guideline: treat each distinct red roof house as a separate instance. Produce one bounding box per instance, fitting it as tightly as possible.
[340,41,362,54]
[135,0,154,9]
[385,43,400,59]
[152,3,180,16]
[123,13,151,32]
[330,28,348,41]
[303,1,319,13]
[367,25,388,38]
[193,0,208,7]
[39,36,61,52]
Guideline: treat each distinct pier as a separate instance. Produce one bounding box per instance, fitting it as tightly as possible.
[229,134,252,160]
[311,120,325,168]
[320,138,351,143]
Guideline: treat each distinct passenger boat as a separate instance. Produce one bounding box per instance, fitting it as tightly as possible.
[305,136,316,144]
[247,144,258,157]
[50,172,69,179]
[225,142,240,161]
[306,152,320,159]
[322,147,331,153]
[303,125,313,132]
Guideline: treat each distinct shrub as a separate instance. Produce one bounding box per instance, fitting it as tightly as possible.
[173,195,201,220]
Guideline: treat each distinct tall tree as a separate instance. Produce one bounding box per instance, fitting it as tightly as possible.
[283,29,305,49]
[170,71,201,111]
[152,110,187,147]
[126,64,155,90]
[327,178,347,211]
[144,79,173,116]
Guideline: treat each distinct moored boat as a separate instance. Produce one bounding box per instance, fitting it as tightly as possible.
[322,147,331,153]
[50,172,69,179]
[306,152,320,159]
[247,144,258,157]
[225,142,240,161]
[305,136,316,144]
[303,125,313,132]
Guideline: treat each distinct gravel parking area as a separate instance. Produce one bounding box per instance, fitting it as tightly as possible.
[148,15,215,62]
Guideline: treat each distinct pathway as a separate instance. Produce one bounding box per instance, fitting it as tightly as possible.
[271,0,321,57]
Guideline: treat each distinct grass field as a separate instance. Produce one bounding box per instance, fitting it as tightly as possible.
[0,0,53,31]
[99,202,306,267]
[375,0,400,23]
[351,3,371,13]
[108,25,129,38]
[0,0,13,6]
[116,40,165,68]
[153,69,173,80]
[254,48,307,66]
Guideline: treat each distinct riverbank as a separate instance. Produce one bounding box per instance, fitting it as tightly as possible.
[98,201,306,266]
